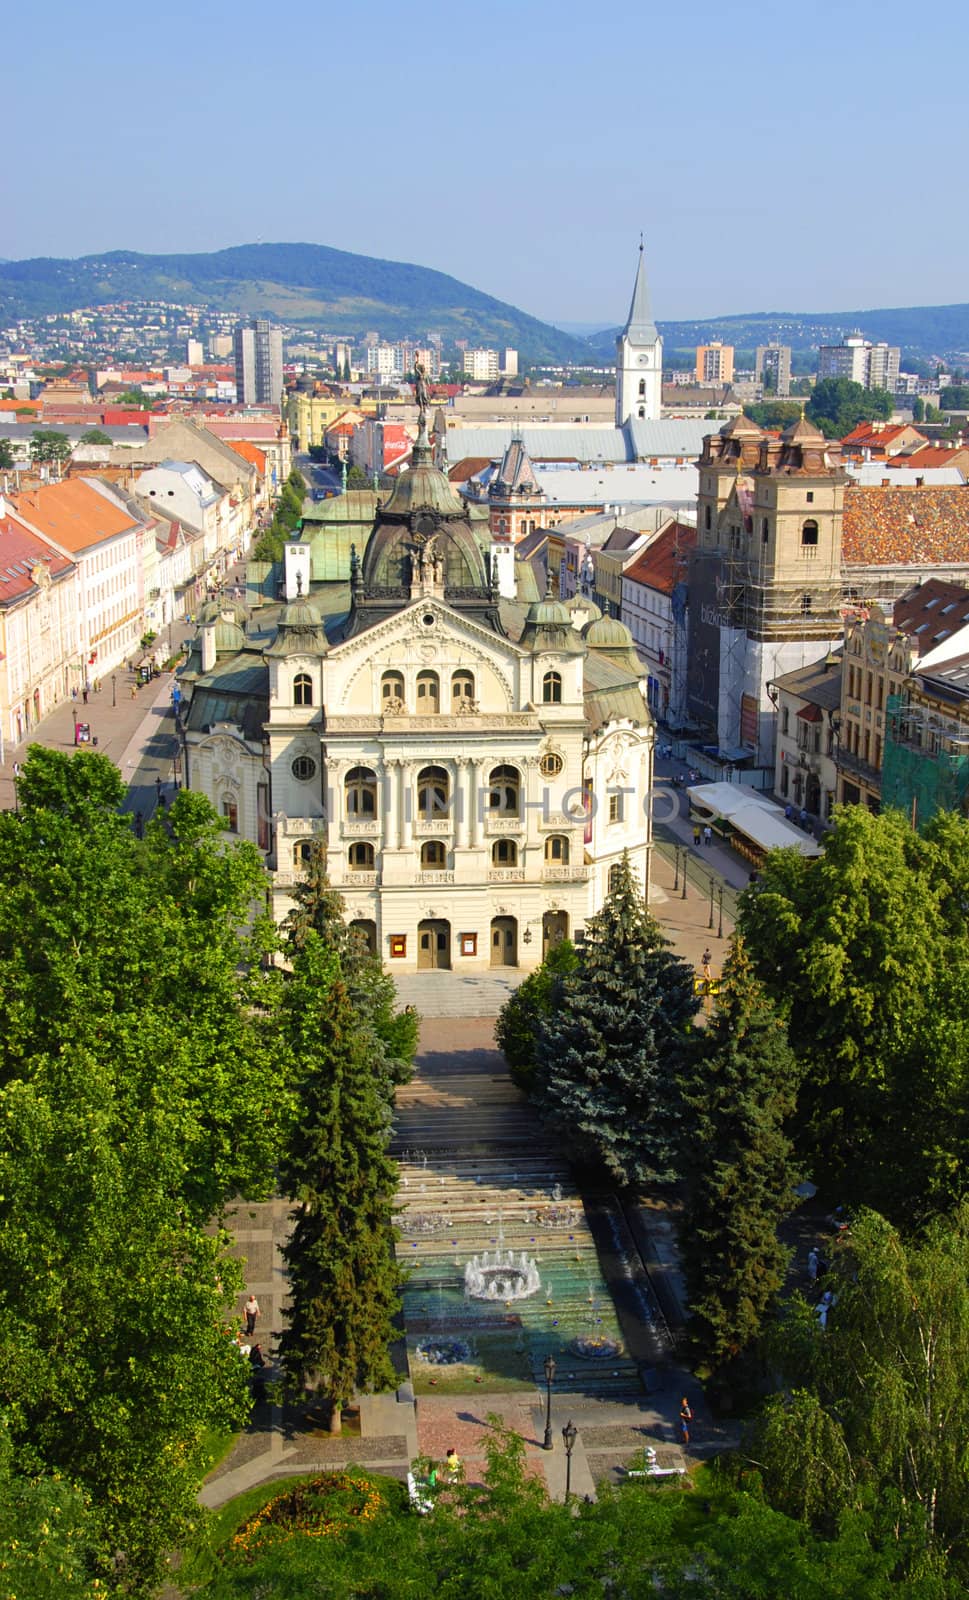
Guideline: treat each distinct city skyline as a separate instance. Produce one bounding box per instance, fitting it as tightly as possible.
[5,0,968,325]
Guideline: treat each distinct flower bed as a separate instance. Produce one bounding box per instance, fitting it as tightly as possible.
[231,1472,382,1556]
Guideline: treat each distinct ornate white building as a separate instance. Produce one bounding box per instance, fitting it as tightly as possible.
[179,424,654,973]
[615,243,663,427]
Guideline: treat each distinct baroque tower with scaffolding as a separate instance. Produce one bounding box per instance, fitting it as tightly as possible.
[687,414,847,766]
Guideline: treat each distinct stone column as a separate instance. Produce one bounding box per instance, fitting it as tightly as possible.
[468,757,483,849]
[456,757,472,848]
[383,759,400,850]
[401,761,415,849]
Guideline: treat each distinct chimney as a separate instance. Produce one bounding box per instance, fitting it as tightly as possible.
[200,621,217,673]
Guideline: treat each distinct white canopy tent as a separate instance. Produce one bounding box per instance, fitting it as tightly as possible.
[687,782,822,859]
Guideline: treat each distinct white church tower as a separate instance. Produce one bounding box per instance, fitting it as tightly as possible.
[615,242,663,427]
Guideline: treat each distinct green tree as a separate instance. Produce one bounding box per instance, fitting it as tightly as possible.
[752,1205,969,1587]
[283,839,416,1090]
[912,396,925,422]
[79,427,112,445]
[29,429,71,464]
[0,1421,99,1599]
[806,377,893,438]
[116,388,153,409]
[940,384,969,410]
[495,938,578,1091]
[743,399,804,430]
[0,438,13,469]
[346,463,368,488]
[738,807,969,1217]
[0,750,285,1591]
[677,940,800,1373]
[535,853,698,1187]
[277,937,403,1431]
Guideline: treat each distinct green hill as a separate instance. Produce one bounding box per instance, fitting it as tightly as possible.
[0,242,592,366]
[586,304,969,365]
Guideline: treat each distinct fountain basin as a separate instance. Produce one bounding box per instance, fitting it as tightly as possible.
[464,1249,541,1302]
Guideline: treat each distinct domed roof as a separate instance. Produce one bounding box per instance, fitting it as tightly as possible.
[264,593,329,657]
[526,594,571,628]
[213,618,246,654]
[278,596,323,630]
[585,615,634,649]
[379,458,466,518]
[358,423,492,606]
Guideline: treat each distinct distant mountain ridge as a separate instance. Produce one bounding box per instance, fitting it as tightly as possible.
[585,304,969,363]
[0,242,593,365]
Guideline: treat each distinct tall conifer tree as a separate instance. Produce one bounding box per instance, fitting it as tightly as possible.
[534,853,698,1187]
[277,936,402,1431]
[677,939,800,1371]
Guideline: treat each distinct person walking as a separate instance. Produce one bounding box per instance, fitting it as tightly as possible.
[703,824,713,848]
[679,1397,693,1447]
[445,1448,461,1481]
[807,1247,819,1284]
[244,1293,260,1336]
[692,824,701,847]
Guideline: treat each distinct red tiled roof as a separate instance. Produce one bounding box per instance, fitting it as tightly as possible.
[886,446,969,469]
[841,422,919,447]
[227,439,267,473]
[623,521,698,594]
[11,479,138,555]
[843,484,969,567]
[0,514,74,603]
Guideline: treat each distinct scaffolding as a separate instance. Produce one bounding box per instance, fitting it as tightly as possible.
[882,692,969,826]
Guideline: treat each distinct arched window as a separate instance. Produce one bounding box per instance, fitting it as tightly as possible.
[221,797,238,833]
[542,671,562,705]
[704,504,712,531]
[348,841,375,871]
[544,834,570,864]
[488,764,520,815]
[417,765,450,818]
[420,840,447,869]
[416,670,440,714]
[801,519,819,546]
[762,516,769,543]
[293,841,313,868]
[638,379,645,397]
[452,669,475,706]
[381,669,405,710]
[492,838,518,867]
[345,765,377,816]
[294,672,313,706]
[608,863,623,893]
[638,407,645,419]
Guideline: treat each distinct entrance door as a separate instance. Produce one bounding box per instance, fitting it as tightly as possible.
[805,774,821,815]
[542,910,569,957]
[418,919,451,970]
[490,916,518,968]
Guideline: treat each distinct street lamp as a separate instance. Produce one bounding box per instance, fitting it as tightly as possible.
[716,884,724,939]
[562,1419,577,1502]
[709,876,716,930]
[673,844,681,892]
[111,674,117,707]
[542,1354,556,1450]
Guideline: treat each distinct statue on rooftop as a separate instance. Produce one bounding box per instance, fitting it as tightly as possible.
[413,354,431,421]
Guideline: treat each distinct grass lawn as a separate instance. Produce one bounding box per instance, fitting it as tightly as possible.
[177,1469,405,1592]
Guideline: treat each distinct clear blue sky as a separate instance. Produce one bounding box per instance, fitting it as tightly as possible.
[5,0,966,324]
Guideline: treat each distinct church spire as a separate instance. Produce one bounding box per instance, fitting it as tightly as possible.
[615,237,663,428]
[623,240,658,343]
